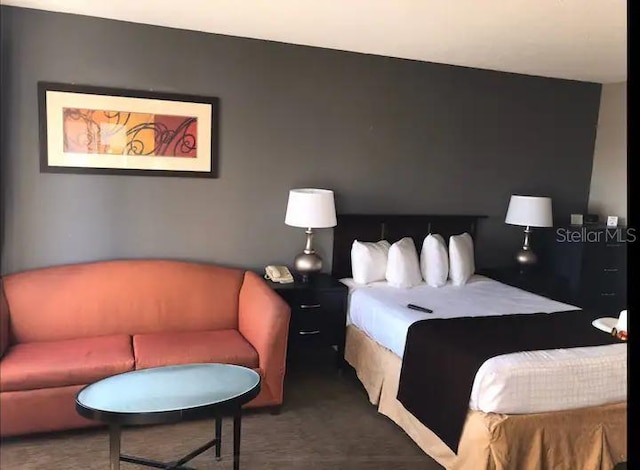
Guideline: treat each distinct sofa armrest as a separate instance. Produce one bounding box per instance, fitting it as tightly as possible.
[1,279,10,359]
[238,271,290,404]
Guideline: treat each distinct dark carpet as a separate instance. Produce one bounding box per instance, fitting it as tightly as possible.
[0,355,443,469]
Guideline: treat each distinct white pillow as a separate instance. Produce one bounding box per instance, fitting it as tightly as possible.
[420,234,449,287]
[449,233,475,286]
[385,237,423,288]
[351,240,390,284]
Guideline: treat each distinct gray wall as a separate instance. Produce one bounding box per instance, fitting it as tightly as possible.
[0,6,601,275]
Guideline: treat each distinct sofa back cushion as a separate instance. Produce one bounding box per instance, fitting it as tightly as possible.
[3,260,245,344]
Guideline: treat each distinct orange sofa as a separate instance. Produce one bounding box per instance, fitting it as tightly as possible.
[0,260,290,437]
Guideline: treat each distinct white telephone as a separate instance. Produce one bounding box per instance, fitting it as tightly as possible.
[264,265,294,284]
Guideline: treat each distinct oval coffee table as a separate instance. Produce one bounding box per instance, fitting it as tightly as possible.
[76,363,260,470]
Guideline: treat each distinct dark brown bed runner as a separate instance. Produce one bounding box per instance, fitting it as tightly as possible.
[396,309,621,452]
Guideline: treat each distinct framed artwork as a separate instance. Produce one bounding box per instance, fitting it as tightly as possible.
[38,82,219,178]
[606,215,619,227]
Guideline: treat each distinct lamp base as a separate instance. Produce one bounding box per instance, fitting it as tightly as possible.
[293,228,322,281]
[515,249,537,271]
[294,252,322,281]
[515,226,538,272]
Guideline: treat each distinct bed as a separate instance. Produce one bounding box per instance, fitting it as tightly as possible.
[331,214,627,470]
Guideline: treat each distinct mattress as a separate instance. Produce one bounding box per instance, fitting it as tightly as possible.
[341,275,627,414]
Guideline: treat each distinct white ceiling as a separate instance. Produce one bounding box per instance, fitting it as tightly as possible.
[0,0,627,83]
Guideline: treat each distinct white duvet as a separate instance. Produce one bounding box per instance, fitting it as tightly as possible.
[342,275,627,414]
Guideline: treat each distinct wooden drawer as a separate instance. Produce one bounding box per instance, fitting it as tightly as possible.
[289,310,334,347]
[579,281,626,312]
[583,241,626,270]
[282,290,342,312]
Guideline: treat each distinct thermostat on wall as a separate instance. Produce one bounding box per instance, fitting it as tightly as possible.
[570,214,583,225]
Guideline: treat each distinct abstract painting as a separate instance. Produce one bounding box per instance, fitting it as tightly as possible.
[38,82,218,177]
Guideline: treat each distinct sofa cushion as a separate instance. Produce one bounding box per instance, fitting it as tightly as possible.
[0,335,134,392]
[134,329,259,370]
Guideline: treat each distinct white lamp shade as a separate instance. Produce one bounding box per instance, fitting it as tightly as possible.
[505,195,553,228]
[285,188,337,228]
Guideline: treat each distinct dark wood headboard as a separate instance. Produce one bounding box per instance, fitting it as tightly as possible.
[331,214,486,279]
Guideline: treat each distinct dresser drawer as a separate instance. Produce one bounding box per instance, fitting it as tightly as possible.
[580,285,626,312]
[589,266,626,285]
[289,310,336,346]
[580,253,626,307]
[583,241,627,269]
[283,291,343,313]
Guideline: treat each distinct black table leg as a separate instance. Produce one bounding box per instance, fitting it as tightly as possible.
[233,410,241,470]
[215,415,222,461]
[110,425,121,470]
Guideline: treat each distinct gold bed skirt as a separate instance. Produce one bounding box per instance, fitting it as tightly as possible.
[344,324,627,470]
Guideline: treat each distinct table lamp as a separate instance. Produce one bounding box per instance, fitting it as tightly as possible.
[505,195,553,268]
[285,188,337,279]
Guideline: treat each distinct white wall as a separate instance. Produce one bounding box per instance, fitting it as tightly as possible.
[588,82,627,224]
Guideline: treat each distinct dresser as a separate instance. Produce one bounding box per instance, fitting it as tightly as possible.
[268,273,348,368]
[542,225,628,313]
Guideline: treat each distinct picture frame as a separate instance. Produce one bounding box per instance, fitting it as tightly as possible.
[38,82,219,178]
[606,215,619,228]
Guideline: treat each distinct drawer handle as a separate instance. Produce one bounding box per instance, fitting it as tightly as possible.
[600,293,616,297]
[299,304,321,309]
[603,268,619,273]
[298,330,321,335]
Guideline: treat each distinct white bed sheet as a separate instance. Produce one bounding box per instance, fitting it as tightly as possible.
[341,275,627,414]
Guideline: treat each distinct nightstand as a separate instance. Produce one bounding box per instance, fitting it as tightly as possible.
[268,273,348,368]
[478,266,572,304]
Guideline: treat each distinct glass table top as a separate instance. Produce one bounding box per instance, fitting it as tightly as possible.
[76,363,260,414]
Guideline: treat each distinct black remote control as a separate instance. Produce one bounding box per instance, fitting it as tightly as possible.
[407,303,433,313]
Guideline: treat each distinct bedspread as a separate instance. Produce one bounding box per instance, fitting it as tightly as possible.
[397,309,620,451]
